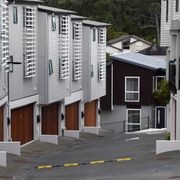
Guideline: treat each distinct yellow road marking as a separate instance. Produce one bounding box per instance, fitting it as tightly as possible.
[116,158,133,162]
[90,160,105,165]
[64,163,79,167]
[37,165,52,169]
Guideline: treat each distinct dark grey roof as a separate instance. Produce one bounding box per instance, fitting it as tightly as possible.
[83,20,110,27]
[38,5,76,14]
[71,15,87,20]
[111,52,166,70]
[138,45,167,56]
[107,35,152,46]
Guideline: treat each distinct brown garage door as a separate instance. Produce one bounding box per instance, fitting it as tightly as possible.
[65,102,79,130]
[42,103,59,135]
[11,104,33,145]
[0,106,3,141]
[84,100,97,126]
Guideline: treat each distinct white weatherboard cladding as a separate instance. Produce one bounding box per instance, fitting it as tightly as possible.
[160,0,171,47]
[9,5,38,101]
[98,28,106,81]
[48,15,70,103]
[23,7,36,78]
[0,0,9,72]
[0,0,8,99]
[59,16,70,80]
[172,0,179,20]
[90,27,106,101]
[72,22,82,80]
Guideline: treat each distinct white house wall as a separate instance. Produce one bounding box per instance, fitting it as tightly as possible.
[82,26,91,102]
[130,41,150,53]
[48,14,70,104]
[37,12,48,104]
[106,46,121,55]
[9,4,38,101]
[90,27,106,101]
[160,0,171,47]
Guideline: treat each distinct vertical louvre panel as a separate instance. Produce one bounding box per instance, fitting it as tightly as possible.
[23,7,36,78]
[59,16,70,80]
[0,0,9,72]
[98,28,106,81]
[73,22,82,80]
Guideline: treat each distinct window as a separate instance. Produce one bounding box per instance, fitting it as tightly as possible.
[166,0,169,22]
[125,77,140,102]
[23,7,36,78]
[59,16,70,79]
[122,39,130,49]
[176,0,179,12]
[127,109,141,132]
[72,22,82,80]
[98,28,106,81]
[13,7,18,24]
[156,76,165,90]
[48,59,53,75]
[93,28,96,41]
[51,15,56,31]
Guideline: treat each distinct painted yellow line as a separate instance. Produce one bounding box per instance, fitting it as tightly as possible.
[64,163,79,167]
[116,158,133,162]
[90,160,105,165]
[37,165,52,169]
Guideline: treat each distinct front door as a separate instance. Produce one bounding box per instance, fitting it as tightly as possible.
[0,106,3,141]
[156,107,165,129]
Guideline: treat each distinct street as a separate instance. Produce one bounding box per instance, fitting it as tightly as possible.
[0,128,180,180]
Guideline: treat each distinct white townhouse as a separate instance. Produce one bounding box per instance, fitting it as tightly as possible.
[0,0,9,142]
[82,20,109,134]
[157,0,180,154]
[8,0,43,145]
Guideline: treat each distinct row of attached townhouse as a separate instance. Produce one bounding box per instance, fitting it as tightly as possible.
[0,0,109,148]
[157,0,180,154]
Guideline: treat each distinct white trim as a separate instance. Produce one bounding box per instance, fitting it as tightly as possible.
[65,90,83,105]
[155,106,166,128]
[0,96,8,107]
[9,94,39,109]
[125,76,140,102]
[126,108,141,131]
[155,76,165,90]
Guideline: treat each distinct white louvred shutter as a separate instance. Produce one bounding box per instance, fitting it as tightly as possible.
[59,15,70,80]
[73,22,82,80]
[0,0,9,72]
[24,7,36,78]
[98,28,106,81]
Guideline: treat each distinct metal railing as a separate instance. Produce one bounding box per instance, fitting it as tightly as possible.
[101,116,151,133]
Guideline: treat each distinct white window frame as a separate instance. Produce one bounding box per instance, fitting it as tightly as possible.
[126,108,141,132]
[125,76,140,102]
[155,76,165,90]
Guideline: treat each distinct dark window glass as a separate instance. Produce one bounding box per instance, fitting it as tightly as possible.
[13,7,18,24]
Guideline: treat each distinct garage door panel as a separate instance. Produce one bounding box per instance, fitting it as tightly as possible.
[84,100,97,126]
[42,103,59,135]
[11,104,33,145]
[65,102,79,130]
[0,106,3,141]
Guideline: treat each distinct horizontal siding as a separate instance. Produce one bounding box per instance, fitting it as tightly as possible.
[9,4,38,101]
[172,0,179,20]
[0,68,7,100]
[160,0,171,47]
[48,15,70,103]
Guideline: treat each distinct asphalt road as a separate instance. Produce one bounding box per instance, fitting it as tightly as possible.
[0,130,180,180]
